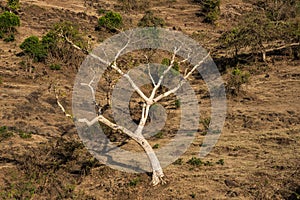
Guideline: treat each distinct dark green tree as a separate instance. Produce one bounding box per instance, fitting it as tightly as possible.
[20,36,47,62]
[0,11,20,34]
[98,11,123,31]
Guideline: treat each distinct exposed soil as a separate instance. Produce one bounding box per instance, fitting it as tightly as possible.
[0,0,299,199]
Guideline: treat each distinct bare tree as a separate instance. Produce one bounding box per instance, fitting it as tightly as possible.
[57,29,211,186]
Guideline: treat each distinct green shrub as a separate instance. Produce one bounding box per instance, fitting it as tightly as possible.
[205,9,220,23]
[216,159,224,165]
[129,177,140,186]
[0,11,20,35]
[161,57,170,66]
[7,0,20,10]
[195,0,220,24]
[138,10,165,27]
[187,157,203,166]
[98,11,122,31]
[161,58,180,75]
[152,144,159,149]
[172,158,183,165]
[190,193,196,198]
[50,64,61,70]
[19,131,32,139]
[20,36,47,62]
[173,61,179,72]
[41,31,58,51]
[154,131,163,139]
[227,68,250,96]
[174,99,181,108]
[204,160,214,166]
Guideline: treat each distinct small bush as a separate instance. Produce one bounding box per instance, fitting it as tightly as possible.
[98,11,122,31]
[226,68,250,96]
[195,0,220,24]
[173,158,183,165]
[154,131,163,139]
[50,64,61,70]
[0,11,20,38]
[19,131,32,139]
[216,159,224,165]
[175,99,181,108]
[190,193,196,198]
[129,177,140,186]
[161,58,180,75]
[20,36,47,62]
[161,57,170,66]
[41,31,58,51]
[187,157,203,166]
[204,160,214,166]
[138,10,165,27]
[152,144,159,149]
[7,0,20,10]
[173,61,179,72]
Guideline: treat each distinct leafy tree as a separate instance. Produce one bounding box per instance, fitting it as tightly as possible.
[20,36,47,62]
[220,5,300,61]
[253,0,300,21]
[0,11,20,34]
[45,22,88,65]
[20,22,88,65]
[54,22,86,47]
[98,11,123,31]
[195,0,220,24]
[220,12,275,57]
[41,31,58,51]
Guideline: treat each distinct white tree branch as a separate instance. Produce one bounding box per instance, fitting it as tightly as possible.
[54,87,73,119]
[145,55,157,87]
[153,52,210,103]
[184,52,210,79]
[79,73,165,185]
[149,47,181,101]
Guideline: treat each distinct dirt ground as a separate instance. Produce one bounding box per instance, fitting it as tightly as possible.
[0,0,299,199]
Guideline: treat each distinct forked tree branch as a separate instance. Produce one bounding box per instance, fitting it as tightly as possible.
[78,74,164,186]
[58,34,210,186]
[153,52,210,103]
[54,86,73,119]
